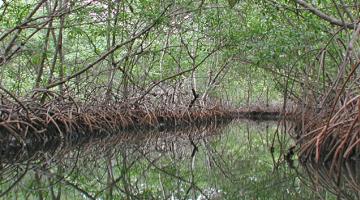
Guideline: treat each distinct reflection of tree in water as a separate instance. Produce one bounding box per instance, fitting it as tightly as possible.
[0,120,336,199]
[299,161,360,200]
[0,122,230,199]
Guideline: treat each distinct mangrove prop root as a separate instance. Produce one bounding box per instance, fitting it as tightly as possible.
[297,96,360,164]
[0,100,241,143]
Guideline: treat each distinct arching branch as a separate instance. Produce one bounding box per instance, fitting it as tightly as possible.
[295,0,356,29]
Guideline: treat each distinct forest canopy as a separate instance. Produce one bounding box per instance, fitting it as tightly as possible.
[2,0,357,106]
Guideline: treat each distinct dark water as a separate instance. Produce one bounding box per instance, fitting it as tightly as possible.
[0,120,359,199]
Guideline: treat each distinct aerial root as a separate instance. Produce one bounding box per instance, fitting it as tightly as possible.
[297,96,360,164]
[0,100,236,142]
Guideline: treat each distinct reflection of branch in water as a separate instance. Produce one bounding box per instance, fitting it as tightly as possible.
[137,149,210,199]
[48,173,62,200]
[185,134,200,199]
[1,120,279,199]
[202,138,234,180]
[0,162,29,198]
[299,161,360,200]
[270,119,294,171]
[105,150,114,200]
[0,120,229,164]
[29,166,96,200]
[93,152,141,199]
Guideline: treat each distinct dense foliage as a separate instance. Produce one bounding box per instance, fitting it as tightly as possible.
[3,0,358,107]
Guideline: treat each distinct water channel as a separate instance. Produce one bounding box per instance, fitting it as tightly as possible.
[0,120,359,199]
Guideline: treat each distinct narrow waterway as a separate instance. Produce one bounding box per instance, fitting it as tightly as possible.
[0,120,358,199]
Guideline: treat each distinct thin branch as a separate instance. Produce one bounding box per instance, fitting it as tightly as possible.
[0,85,30,117]
[45,4,171,90]
[295,0,356,29]
[135,45,222,103]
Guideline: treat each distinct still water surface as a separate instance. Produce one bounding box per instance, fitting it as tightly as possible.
[0,120,359,199]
